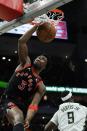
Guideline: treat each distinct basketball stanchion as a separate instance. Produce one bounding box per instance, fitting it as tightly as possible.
[0,0,23,21]
[0,0,73,35]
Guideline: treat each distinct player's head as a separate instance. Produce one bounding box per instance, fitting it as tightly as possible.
[33,55,48,72]
[61,90,73,102]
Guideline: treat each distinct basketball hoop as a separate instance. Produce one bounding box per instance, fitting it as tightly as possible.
[47,9,64,21]
[31,8,64,26]
[24,2,64,25]
[0,0,72,35]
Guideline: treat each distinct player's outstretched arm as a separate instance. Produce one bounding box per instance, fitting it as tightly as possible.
[24,82,46,129]
[44,121,57,131]
[18,25,38,66]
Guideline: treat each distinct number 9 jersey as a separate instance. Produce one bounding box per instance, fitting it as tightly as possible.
[50,102,87,131]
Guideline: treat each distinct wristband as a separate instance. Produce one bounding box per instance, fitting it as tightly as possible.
[28,104,38,111]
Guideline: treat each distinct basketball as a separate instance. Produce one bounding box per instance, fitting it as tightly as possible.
[36,22,56,43]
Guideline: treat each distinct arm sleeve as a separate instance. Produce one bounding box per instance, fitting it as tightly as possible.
[50,111,59,126]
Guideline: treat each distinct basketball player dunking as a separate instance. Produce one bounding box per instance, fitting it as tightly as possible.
[1,24,48,131]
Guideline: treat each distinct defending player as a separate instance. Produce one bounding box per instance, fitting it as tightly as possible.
[44,90,87,131]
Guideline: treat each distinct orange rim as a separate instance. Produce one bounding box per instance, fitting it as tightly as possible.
[49,9,64,20]
[50,9,64,13]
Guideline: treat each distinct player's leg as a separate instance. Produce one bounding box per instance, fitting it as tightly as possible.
[5,102,24,131]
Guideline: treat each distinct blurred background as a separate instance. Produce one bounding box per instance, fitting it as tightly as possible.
[0,0,87,130]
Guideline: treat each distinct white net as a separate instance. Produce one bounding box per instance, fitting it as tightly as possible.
[31,10,64,26]
[32,14,50,24]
